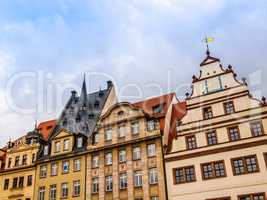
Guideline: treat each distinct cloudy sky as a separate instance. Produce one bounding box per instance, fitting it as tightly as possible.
[0,0,267,146]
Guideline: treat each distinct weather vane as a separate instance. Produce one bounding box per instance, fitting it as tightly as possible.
[203,36,215,56]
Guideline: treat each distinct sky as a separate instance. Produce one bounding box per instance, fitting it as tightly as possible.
[0,0,267,147]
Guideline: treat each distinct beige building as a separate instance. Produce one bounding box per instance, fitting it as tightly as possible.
[165,51,267,200]
[86,93,177,200]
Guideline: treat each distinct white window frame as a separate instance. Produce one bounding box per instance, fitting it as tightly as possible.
[119,149,126,163]
[147,120,155,131]
[55,141,61,153]
[74,159,81,171]
[119,173,127,190]
[73,180,80,197]
[44,145,49,156]
[94,133,99,144]
[92,178,99,193]
[105,176,113,192]
[49,184,57,200]
[118,125,126,138]
[40,165,47,178]
[105,128,112,141]
[62,161,69,173]
[134,171,142,187]
[63,139,69,151]
[61,183,68,198]
[131,121,140,135]
[77,137,83,148]
[51,163,58,176]
[105,152,113,165]
[92,155,99,168]
[133,146,141,160]
[149,168,158,184]
[147,144,156,157]
[38,186,45,200]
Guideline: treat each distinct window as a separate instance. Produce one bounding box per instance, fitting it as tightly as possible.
[49,184,57,200]
[118,124,126,138]
[153,104,163,114]
[92,155,99,168]
[151,197,159,200]
[8,158,12,168]
[4,179,9,190]
[92,178,99,193]
[105,176,113,192]
[134,171,142,187]
[55,141,61,152]
[203,106,213,119]
[119,149,126,163]
[147,120,155,131]
[264,153,267,167]
[32,153,36,163]
[22,154,27,165]
[40,165,47,178]
[12,177,18,188]
[131,121,140,135]
[206,130,217,145]
[51,163,58,176]
[62,161,70,173]
[228,126,240,141]
[74,159,81,172]
[38,186,45,200]
[44,145,49,156]
[61,183,68,198]
[63,139,69,151]
[173,166,196,184]
[133,146,141,160]
[224,101,235,114]
[238,193,265,200]
[18,177,24,188]
[149,168,158,184]
[119,173,127,189]
[15,156,20,167]
[105,152,113,165]
[250,121,264,137]
[27,175,33,186]
[105,128,112,141]
[186,135,197,150]
[147,143,156,157]
[73,180,80,196]
[77,137,83,148]
[93,133,99,144]
[201,161,226,180]
[232,155,259,175]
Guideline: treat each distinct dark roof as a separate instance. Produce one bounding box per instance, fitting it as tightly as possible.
[51,80,113,138]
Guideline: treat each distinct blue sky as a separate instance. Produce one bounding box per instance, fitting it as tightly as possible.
[0,0,267,146]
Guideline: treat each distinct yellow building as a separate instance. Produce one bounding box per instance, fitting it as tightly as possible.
[34,79,117,200]
[0,129,44,200]
[165,51,267,200]
[86,93,177,200]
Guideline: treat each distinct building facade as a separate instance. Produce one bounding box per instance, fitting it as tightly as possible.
[165,51,267,200]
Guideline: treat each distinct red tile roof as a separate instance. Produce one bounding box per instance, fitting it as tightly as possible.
[37,119,57,140]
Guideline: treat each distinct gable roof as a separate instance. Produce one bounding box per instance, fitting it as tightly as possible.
[200,55,220,66]
[37,120,57,141]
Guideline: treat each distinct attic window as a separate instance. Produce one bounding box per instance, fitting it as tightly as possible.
[81,104,87,111]
[89,113,95,119]
[118,111,124,116]
[153,104,164,114]
[63,119,68,126]
[94,101,100,108]
[76,117,81,123]
[99,91,104,97]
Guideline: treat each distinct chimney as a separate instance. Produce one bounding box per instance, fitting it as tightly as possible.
[107,80,113,89]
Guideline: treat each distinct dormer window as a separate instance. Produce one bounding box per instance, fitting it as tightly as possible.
[15,156,20,167]
[63,140,69,151]
[22,155,27,165]
[76,116,81,123]
[55,141,61,153]
[44,145,49,156]
[77,137,83,148]
[147,120,155,131]
[153,104,164,114]
[93,132,99,144]
[94,101,100,108]
[89,113,95,119]
[203,106,213,120]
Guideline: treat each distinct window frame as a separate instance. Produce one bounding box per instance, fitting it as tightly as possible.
[223,101,235,114]
[201,160,227,180]
[134,171,143,187]
[61,182,68,199]
[105,128,112,142]
[73,159,81,172]
[227,126,241,142]
[173,165,196,184]
[51,162,58,176]
[231,155,260,176]
[147,143,156,157]
[62,160,70,174]
[264,153,267,168]
[92,155,99,168]
[63,139,69,151]
[133,146,141,161]
[49,184,57,200]
[92,177,99,194]
[131,121,140,135]
[105,152,113,166]
[119,149,127,163]
[73,180,81,197]
[238,192,265,200]
[117,123,126,138]
[149,168,158,185]
[105,176,113,192]
[203,106,213,120]
[38,186,46,200]
[185,135,197,150]
[4,179,9,190]
[27,175,33,186]
[119,173,128,190]
[40,165,47,178]
[77,137,83,148]
[250,121,264,137]
[206,130,218,146]
[55,141,61,153]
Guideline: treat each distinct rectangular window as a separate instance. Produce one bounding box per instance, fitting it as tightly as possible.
[232,155,259,175]
[186,135,197,150]
[149,168,158,184]
[27,175,33,186]
[173,166,196,184]
[250,121,264,137]
[63,139,69,151]
[12,177,18,188]
[73,180,80,197]
[206,130,217,145]
[228,126,240,141]
[92,178,99,193]
[4,179,9,190]
[74,159,81,172]
[61,183,68,198]
[151,197,159,200]
[153,104,163,114]
[119,149,126,163]
[62,161,70,174]
[224,101,235,114]
[238,193,265,200]
[93,133,99,144]
[203,106,213,119]
[134,171,142,187]
[55,141,61,152]
[44,145,49,156]
[8,158,12,168]
[133,146,141,160]
[147,143,156,157]
[105,176,113,192]
[32,153,36,163]
[49,184,57,200]
[51,163,58,176]
[38,186,45,200]
[201,161,226,180]
[92,155,99,168]
[18,177,24,188]
[119,173,127,190]
[105,128,112,141]
[77,137,83,148]
[118,124,126,138]
[40,165,47,178]
[105,152,113,165]
[15,156,20,167]
[131,121,140,135]
[147,120,156,131]
[22,154,27,165]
